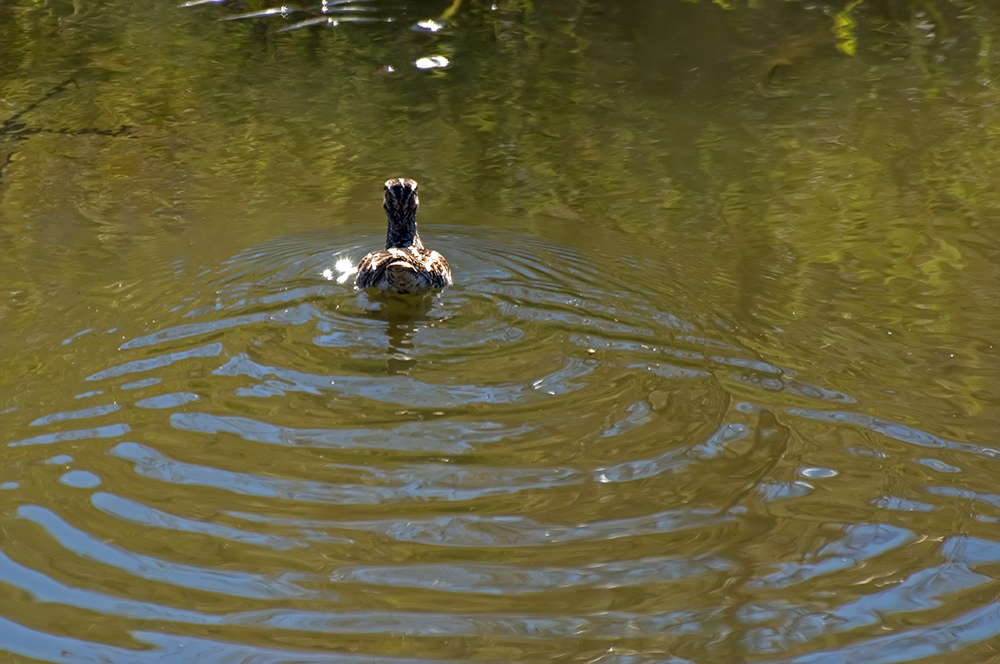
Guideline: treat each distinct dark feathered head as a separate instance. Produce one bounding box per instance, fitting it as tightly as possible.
[383,178,422,249]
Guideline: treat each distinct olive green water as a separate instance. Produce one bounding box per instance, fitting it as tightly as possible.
[2,0,1000,662]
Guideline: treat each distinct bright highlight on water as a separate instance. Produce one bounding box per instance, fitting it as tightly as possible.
[321,257,357,284]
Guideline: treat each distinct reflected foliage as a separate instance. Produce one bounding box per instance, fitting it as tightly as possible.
[1,0,999,421]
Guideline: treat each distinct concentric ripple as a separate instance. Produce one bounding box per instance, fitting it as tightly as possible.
[1,228,997,662]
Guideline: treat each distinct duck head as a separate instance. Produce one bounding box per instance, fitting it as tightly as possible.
[383,178,423,249]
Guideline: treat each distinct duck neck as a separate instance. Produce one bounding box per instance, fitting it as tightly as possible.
[385,212,423,249]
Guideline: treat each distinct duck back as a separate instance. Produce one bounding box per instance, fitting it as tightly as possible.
[356,247,451,295]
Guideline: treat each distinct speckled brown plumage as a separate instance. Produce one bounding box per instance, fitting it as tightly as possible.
[356,178,452,295]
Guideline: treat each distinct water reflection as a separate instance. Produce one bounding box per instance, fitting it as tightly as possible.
[2,0,1000,660]
[5,224,992,661]
[359,293,439,376]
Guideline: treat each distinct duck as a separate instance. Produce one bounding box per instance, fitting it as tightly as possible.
[355,178,452,295]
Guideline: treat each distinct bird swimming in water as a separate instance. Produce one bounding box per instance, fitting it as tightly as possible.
[355,178,452,295]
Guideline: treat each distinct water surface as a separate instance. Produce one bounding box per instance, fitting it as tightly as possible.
[1,0,999,662]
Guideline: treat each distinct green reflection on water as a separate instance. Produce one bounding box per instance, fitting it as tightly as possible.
[0,0,999,661]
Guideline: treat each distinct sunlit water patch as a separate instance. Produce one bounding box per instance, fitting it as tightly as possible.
[1,228,997,662]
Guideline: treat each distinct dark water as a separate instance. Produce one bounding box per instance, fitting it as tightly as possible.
[1,0,999,662]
